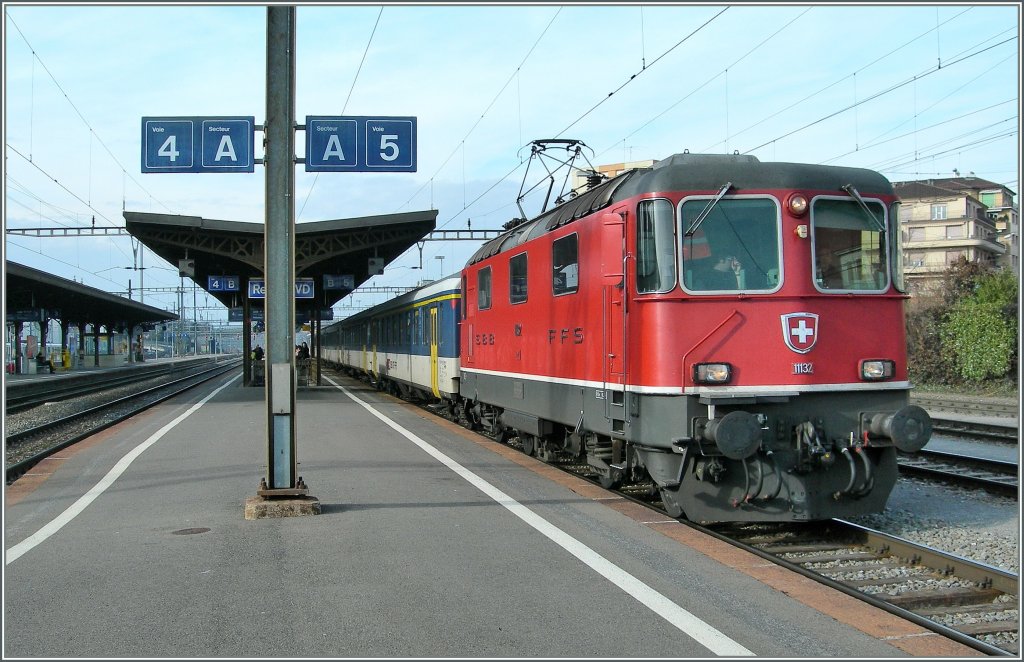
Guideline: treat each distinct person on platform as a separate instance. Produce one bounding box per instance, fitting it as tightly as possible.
[253,345,264,361]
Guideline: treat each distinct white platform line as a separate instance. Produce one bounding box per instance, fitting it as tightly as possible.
[326,377,754,657]
[5,374,241,566]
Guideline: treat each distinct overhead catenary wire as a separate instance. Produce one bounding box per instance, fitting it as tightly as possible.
[707,7,975,153]
[297,5,383,222]
[741,36,1017,156]
[555,6,729,139]
[396,7,563,217]
[596,6,811,161]
[5,10,176,217]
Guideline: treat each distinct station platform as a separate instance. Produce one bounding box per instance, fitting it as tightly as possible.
[4,371,982,657]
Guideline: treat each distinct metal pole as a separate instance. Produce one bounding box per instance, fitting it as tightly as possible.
[262,5,303,495]
[193,282,198,355]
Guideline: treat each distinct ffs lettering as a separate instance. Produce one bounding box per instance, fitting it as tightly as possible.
[548,328,584,344]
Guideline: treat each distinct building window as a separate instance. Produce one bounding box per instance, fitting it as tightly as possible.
[945,224,964,239]
[552,234,578,295]
[931,204,947,220]
[908,227,925,241]
[945,250,966,265]
[509,253,527,304]
[478,266,492,310]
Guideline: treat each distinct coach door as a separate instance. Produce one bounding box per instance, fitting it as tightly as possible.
[429,305,440,398]
[600,211,628,432]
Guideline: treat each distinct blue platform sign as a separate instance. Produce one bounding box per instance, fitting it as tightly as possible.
[229,308,264,322]
[323,274,355,290]
[305,116,416,172]
[208,275,240,292]
[142,116,255,173]
[248,278,315,299]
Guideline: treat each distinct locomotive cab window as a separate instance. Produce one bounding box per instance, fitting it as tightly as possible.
[636,199,676,293]
[680,197,780,293]
[478,267,492,310]
[509,253,527,304]
[552,234,578,296]
[811,197,888,292]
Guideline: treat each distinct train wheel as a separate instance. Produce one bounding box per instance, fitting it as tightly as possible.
[659,488,685,519]
[520,433,536,456]
[599,472,621,490]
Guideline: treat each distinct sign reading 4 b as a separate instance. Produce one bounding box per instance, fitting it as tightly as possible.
[305,116,416,172]
[142,116,255,173]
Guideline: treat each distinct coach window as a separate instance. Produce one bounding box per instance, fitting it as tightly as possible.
[811,196,888,292]
[478,266,492,310]
[636,198,676,293]
[510,253,528,304]
[681,197,780,293]
[552,233,579,295]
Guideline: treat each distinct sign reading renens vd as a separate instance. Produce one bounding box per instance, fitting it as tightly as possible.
[248,278,315,299]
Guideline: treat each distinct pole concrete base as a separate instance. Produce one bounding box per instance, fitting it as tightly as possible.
[244,495,321,519]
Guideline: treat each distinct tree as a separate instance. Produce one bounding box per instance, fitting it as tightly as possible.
[906,258,1018,386]
[939,263,1018,383]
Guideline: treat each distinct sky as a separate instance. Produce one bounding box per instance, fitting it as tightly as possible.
[3,1,1021,324]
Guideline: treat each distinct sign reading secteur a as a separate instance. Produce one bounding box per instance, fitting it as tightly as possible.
[142,117,255,173]
[305,116,416,172]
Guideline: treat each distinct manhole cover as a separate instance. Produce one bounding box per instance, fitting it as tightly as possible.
[171,527,210,535]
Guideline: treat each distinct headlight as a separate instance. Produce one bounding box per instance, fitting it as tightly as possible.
[860,359,895,381]
[694,362,732,384]
[787,193,809,217]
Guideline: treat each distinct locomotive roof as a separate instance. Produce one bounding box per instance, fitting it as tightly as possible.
[468,153,894,265]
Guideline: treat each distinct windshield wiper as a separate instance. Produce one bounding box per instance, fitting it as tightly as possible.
[841,184,885,232]
[685,182,733,236]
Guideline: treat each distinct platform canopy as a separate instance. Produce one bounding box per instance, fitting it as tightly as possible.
[123,210,438,314]
[5,261,179,331]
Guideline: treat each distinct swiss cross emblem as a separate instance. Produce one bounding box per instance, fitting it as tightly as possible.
[781,313,819,354]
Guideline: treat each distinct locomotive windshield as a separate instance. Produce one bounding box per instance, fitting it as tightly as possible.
[680,197,781,292]
[811,197,889,292]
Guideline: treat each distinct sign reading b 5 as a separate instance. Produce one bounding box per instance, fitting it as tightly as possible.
[305,116,416,172]
[142,117,255,173]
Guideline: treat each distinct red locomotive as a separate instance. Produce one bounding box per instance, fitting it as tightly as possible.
[327,149,932,522]
[457,150,930,522]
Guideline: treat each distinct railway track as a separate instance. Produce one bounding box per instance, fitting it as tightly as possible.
[5,356,224,413]
[910,393,1019,419]
[898,449,1018,498]
[5,359,241,484]
[701,519,1018,656]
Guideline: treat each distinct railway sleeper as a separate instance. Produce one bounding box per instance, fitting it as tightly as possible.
[886,586,1004,610]
[913,601,1019,617]
[952,620,1020,636]
[779,551,880,564]
[759,542,860,554]
[842,572,945,588]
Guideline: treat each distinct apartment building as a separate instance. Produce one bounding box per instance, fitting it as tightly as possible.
[893,175,1018,295]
